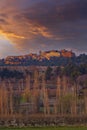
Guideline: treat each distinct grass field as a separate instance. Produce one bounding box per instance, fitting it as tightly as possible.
[0,127,87,130]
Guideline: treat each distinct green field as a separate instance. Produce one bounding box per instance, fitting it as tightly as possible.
[0,127,87,130]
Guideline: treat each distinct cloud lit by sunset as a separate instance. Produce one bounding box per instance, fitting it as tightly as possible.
[0,0,87,57]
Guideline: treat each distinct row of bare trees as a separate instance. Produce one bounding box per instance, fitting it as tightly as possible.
[0,70,87,118]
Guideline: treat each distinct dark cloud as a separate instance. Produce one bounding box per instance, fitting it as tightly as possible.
[21,0,87,40]
[0,0,87,56]
[23,0,87,25]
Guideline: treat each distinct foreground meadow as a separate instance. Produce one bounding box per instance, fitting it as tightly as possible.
[0,127,87,130]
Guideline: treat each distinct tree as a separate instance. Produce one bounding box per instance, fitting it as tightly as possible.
[45,66,53,80]
[55,66,62,76]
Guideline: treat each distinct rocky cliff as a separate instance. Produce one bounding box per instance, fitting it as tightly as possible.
[3,49,75,65]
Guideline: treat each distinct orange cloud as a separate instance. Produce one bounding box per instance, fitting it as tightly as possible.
[0,0,87,55]
[0,30,25,39]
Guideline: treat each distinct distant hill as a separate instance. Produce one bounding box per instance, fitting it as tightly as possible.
[0,49,87,66]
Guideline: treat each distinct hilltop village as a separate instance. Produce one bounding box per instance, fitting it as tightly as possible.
[0,49,87,67]
[0,49,75,65]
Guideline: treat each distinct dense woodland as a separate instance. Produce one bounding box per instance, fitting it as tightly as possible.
[46,63,87,80]
[0,62,87,80]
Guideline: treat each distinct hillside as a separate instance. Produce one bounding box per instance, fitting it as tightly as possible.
[0,49,87,66]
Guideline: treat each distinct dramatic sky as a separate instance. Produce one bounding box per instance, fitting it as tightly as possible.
[0,0,87,58]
